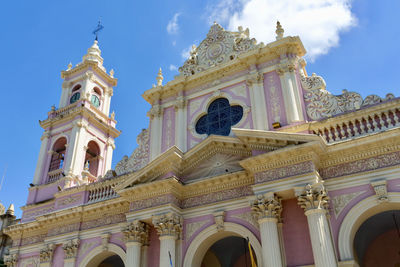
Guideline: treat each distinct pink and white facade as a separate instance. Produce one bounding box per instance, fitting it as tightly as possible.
[4,23,400,267]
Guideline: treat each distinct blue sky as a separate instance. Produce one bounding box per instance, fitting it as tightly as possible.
[0,0,399,217]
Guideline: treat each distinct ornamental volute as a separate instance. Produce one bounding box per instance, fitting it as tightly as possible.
[297,183,329,212]
[251,192,282,222]
[152,212,183,238]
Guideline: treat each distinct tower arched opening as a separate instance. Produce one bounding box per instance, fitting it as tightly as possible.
[84,141,101,177]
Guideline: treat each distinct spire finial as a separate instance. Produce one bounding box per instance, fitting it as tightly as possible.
[110,69,114,78]
[156,68,163,86]
[93,21,104,41]
[67,62,72,70]
[276,21,284,40]
[6,204,14,216]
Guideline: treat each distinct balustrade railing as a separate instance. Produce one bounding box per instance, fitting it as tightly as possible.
[47,169,64,183]
[311,107,400,143]
[87,179,119,203]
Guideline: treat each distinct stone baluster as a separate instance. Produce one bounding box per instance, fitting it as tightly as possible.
[359,118,366,135]
[365,117,373,133]
[352,119,360,136]
[123,220,149,267]
[297,184,337,267]
[379,112,387,130]
[153,213,183,267]
[251,193,283,267]
[343,122,351,138]
[39,243,55,267]
[326,128,333,142]
[372,114,379,131]
[63,238,80,267]
[339,124,346,139]
[385,111,394,128]
[393,109,400,125]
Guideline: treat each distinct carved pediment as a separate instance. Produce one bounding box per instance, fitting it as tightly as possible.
[182,153,244,183]
[179,23,259,76]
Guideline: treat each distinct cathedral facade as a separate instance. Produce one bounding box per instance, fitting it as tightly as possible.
[3,23,400,267]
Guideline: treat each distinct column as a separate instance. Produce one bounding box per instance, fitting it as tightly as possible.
[153,213,183,267]
[247,73,269,130]
[39,244,55,267]
[104,140,115,173]
[63,238,80,267]
[297,184,337,267]
[123,220,149,267]
[251,193,283,267]
[174,95,187,152]
[148,103,163,161]
[59,81,69,108]
[32,131,51,185]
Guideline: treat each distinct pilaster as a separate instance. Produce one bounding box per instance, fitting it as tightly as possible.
[174,94,187,152]
[149,103,163,161]
[247,72,269,130]
[33,131,51,185]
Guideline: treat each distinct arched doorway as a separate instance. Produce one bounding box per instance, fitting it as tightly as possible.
[79,244,126,267]
[98,254,124,267]
[183,222,262,267]
[354,210,400,267]
[201,236,257,267]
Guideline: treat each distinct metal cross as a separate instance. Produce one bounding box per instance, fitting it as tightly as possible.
[92,21,104,41]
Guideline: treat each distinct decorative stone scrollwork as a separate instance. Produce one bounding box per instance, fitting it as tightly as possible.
[63,238,80,259]
[174,96,187,110]
[251,193,282,221]
[179,23,259,76]
[246,72,264,87]
[40,243,55,263]
[213,211,226,231]
[4,253,18,267]
[297,184,329,212]
[122,220,149,244]
[153,213,183,238]
[101,233,111,251]
[148,104,163,119]
[301,72,396,120]
[371,180,388,203]
[114,128,149,175]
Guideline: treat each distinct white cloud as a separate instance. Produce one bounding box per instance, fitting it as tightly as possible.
[181,44,194,60]
[167,13,181,35]
[206,0,357,61]
[169,64,178,72]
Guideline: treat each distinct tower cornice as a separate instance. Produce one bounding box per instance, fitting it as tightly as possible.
[61,61,117,87]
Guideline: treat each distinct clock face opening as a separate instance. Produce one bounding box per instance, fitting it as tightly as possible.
[70,92,80,104]
[91,95,100,108]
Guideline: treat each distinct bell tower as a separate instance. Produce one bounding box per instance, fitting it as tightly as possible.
[32,40,120,188]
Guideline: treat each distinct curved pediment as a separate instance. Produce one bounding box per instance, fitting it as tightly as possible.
[179,23,260,76]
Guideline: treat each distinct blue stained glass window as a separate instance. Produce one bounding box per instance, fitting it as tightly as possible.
[70,92,80,104]
[195,98,243,136]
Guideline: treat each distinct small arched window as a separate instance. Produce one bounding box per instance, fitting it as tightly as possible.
[48,137,67,171]
[72,84,81,92]
[70,92,80,104]
[195,98,243,136]
[84,141,101,177]
[91,87,101,108]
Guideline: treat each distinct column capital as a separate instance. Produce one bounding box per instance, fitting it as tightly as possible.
[152,212,183,239]
[173,96,187,110]
[297,183,329,213]
[40,243,55,263]
[123,220,149,244]
[148,104,163,119]
[4,253,18,267]
[62,238,80,259]
[246,72,264,86]
[251,193,282,222]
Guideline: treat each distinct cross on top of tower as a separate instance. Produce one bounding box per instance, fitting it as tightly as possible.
[92,21,104,41]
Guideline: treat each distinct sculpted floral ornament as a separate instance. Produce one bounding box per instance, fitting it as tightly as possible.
[114,128,149,175]
[4,253,18,267]
[122,220,149,243]
[152,212,183,238]
[40,243,55,263]
[251,193,282,221]
[297,184,329,212]
[179,23,259,76]
[301,72,396,120]
[63,239,80,259]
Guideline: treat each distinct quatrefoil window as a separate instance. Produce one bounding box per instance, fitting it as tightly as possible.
[195,98,243,136]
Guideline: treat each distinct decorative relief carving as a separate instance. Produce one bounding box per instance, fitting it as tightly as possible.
[301,72,396,120]
[148,104,163,119]
[63,238,80,259]
[57,195,82,207]
[81,213,126,230]
[331,191,364,218]
[40,243,55,263]
[268,74,280,122]
[20,234,46,246]
[23,205,54,220]
[130,194,180,211]
[48,222,80,236]
[182,186,253,209]
[185,220,209,241]
[174,96,187,110]
[20,256,39,267]
[213,211,225,231]
[114,128,149,175]
[255,161,314,184]
[251,193,282,221]
[4,253,18,267]
[101,233,111,251]
[122,220,149,244]
[297,183,329,212]
[165,109,173,149]
[321,151,400,179]
[179,23,259,76]
[371,180,388,203]
[153,213,183,238]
